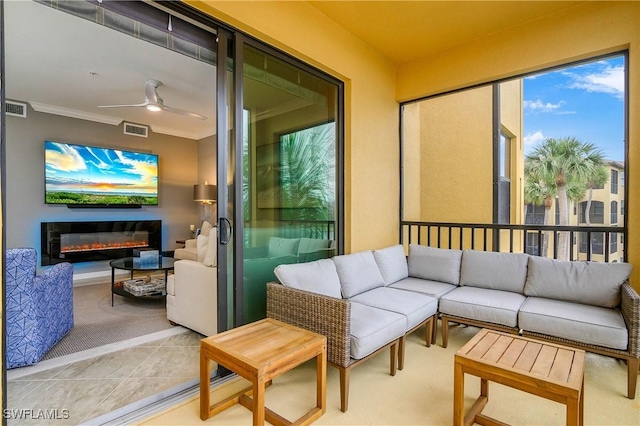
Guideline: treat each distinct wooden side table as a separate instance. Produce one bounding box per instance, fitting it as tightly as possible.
[200,318,327,425]
[454,329,585,426]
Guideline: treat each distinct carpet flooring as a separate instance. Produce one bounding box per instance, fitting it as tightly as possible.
[43,281,173,360]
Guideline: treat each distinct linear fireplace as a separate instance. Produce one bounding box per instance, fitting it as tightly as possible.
[41,220,162,266]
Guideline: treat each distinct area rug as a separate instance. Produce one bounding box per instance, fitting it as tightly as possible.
[43,281,173,360]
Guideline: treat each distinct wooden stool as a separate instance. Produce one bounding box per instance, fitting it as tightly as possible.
[454,329,585,426]
[200,318,327,425]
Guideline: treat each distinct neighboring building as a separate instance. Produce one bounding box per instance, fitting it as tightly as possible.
[524,161,625,262]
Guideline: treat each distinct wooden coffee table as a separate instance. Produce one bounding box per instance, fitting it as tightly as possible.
[454,329,585,426]
[200,318,327,425]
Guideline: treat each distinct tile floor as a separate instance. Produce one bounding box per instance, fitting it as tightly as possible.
[7,329,203,425]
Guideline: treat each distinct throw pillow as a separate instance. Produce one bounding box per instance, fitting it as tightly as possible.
[200,220,214,237]
[203,235,217,267]
[373,245,408,285]
[196,234,209,263]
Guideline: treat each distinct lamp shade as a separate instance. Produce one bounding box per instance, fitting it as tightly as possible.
[193,184,217,203]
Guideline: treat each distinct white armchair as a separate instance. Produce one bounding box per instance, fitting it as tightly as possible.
[166,260,217,336]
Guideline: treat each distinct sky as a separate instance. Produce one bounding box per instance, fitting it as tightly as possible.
[45,141,158,195]
[523,55,625,162]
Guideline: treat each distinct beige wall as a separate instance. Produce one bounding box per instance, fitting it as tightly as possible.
[189,0,399,253]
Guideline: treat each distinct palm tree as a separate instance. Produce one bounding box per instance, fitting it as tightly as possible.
[525,137,604,260]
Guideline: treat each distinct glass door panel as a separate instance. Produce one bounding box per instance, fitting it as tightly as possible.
[239,43,339,324]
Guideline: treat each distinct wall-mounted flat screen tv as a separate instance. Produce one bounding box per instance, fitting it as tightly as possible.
[45,141,159,206]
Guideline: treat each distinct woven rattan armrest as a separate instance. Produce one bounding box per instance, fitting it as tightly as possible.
[266,282,351,367]
[621,281,640,357]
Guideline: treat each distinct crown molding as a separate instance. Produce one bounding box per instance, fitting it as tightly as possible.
[29,102,123,126]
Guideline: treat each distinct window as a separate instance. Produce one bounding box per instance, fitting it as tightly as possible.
[611,201,618,224]
[579,201,604,224]
[611,170,618,194]
[611,232,618,254]
[525,203,545,225]
[579,232,604,255]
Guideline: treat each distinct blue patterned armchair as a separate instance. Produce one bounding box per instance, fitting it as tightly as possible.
[6,248,74,369]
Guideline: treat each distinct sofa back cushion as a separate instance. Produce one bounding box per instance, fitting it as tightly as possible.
[408,245,462,285]
[373,245,409,285]
[460,250,529,293]
[268,237,300,258]
[274,259,342,299]
[524,256,632,308]
[333,251,385,298]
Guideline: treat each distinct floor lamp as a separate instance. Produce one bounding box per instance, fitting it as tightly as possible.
[193,182,217,225]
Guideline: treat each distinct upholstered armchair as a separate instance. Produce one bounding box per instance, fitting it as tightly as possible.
[6,248,74,369]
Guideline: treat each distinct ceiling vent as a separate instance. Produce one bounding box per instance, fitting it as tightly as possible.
[124,122,149,138]
[6,101,27,118]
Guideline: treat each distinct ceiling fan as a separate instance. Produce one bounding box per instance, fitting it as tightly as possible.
[98,79,207,120]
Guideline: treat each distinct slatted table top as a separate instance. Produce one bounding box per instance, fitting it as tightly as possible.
[455,329,585,396]
[201,318,327,379]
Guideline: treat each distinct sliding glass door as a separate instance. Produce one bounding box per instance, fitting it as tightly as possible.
[220,38,343,327]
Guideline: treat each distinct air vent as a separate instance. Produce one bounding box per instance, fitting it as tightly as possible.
[124,122,149,138]
[6,101,27,118]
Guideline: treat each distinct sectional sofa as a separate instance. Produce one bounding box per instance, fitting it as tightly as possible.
[268,243,640,407]
[267,245,438,412]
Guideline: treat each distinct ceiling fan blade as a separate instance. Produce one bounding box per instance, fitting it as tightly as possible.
[98,102,148,109]
[161,104,207,120]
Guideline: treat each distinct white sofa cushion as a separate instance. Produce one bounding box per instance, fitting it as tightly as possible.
[460,250,529,293]
[373,245,408,285]
[389,277,457,300]
[408,245,462,285]
[524,256,632,308]
[203,236,217,267]
[274,259,342,299]
[349,302,406,360]
[196,235,209,262]
[333,251,385,298]
[439,286,526,327]
[519,297,628,350]
[349,287,437,331]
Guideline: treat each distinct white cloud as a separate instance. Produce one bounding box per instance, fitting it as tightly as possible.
[564,64,624,99]
[524,131,546,151]
[524,99,565,114]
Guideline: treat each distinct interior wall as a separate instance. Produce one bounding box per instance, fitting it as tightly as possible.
[189,0,399,253]
[5,106,200,273]
[396,1,640,289]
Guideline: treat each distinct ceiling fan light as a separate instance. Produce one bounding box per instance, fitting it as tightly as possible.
[146,104,161,112]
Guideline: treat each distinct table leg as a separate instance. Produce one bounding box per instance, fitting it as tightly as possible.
[317,348,327,413]
[453,361,464,426]
[252,375,266,426]
[111,267,115,307]
[200,352,211,420]
[481,377,489,399]
[579,378,584,426]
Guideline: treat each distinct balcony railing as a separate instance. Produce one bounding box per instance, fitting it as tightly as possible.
[400,221,626,262]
